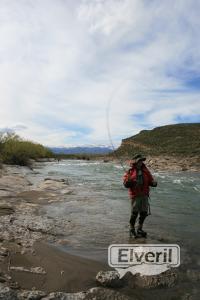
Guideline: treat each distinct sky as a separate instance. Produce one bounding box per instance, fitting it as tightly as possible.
[0,0,200,147]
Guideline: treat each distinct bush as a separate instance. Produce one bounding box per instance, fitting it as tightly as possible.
[0,132,53,166]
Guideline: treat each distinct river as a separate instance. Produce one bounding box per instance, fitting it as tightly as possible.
[30,159,200,271]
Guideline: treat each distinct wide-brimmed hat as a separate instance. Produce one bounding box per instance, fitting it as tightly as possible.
[132,154,146,163]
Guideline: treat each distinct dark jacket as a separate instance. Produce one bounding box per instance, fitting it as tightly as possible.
[123,163,154,199]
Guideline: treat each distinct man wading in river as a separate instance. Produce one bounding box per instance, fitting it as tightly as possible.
[123,154,157,238]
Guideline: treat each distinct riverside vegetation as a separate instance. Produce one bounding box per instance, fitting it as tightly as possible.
[0,132,99,166]
[0,132,53,167]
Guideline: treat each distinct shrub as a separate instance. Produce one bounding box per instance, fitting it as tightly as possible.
[0,132,53,166]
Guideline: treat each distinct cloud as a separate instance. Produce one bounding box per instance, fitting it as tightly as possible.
[0,0,199,147]
[0,124,27,133]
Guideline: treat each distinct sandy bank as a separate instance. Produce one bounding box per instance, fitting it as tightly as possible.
[4,242,109,293]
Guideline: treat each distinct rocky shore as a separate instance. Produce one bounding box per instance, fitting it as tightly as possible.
[105,155,200,172]
[145,155,200,172]
[0,163,199,300]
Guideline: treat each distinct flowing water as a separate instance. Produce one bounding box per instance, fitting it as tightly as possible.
[33,160,200,262]
[32,160,200,298]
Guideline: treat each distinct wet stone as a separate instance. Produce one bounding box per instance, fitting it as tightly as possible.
[84,287,133,300]
[124,269,178,289]
[96,271,123,288]
[0,283,17,300]
[18,290,47,300]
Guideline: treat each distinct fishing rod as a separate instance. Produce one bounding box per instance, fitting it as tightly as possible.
[106,78,149,173]
[105,86,128,173]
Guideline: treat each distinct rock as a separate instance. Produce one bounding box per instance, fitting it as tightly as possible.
[124,269,177,289]
[37,179,69,190]
[0,247,9,257]
[42,291,85,300]
[18,290,47,299]
[0,174,32,197]
[0,277,6,283]
[96,269,177,289]
[0,283,17,299]
[10,266,46,274]
[0,205,15,216]
[36,179,72,196]
[42,288,133,300]
[181,166,188,171]
[44,178,69,185]
[103,159,110,163]
[96,271,123,287]
[0,272,12,284]
[83,287,133,300]
[0,210,72,251]
[8,282,20,290]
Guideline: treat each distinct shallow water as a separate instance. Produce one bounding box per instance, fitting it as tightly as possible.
[30,160,200,270]
[26,160,200,298]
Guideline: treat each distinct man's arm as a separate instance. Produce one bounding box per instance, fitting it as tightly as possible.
[123,169,137,188]
[145,166,158,187]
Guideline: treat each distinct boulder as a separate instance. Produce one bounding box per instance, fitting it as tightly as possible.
[0,283,17,300]
[96,271,123,288]
[124,269,177,289]
[83,287,133,300]
[96,269,177,289]
[42,291,85,300]
[18,290,47,300]
[36,179,72,196]
[43,288,133,300]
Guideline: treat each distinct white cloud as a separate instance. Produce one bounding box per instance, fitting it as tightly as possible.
[0,0,199,147]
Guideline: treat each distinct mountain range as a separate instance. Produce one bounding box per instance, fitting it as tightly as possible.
[50,146,113,155]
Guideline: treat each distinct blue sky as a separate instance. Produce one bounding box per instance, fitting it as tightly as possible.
[0,0,199,147]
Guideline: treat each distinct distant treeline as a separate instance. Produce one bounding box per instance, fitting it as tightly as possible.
[54,153,103,160]
[0,132,53,167]
[0,132,106,167]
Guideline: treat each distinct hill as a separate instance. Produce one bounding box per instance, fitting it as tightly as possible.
[114,123,200,158]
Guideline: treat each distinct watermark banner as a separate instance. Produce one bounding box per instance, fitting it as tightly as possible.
[108,244,180,278]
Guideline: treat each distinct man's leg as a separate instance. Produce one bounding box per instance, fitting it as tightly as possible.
[130,211,138,229]
[129,211,138,237]
[138,196,149,232]
[129,198,138,237]
[138,211,148,230]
